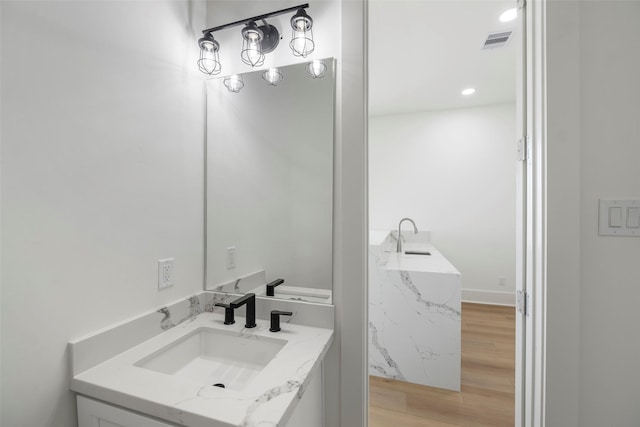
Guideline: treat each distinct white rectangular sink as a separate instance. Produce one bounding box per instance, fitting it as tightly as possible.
[134,327,285,391]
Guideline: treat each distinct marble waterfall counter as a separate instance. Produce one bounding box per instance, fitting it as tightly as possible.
[369,231,461,391]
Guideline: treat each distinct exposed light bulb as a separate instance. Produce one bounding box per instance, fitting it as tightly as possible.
[293,38,307,55]
[294,19,306,31]
[197,34,221,75]
[499,8,517,22]
[224,74,244,93]
[241,21,265,66]
[305,59,327,78]
[289,8,314,57]
[199,54,217,74]
[262,67,283,85]
[461,88,476,96]
[247,41,262,64]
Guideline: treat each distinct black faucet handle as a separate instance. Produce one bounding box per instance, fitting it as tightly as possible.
[269,310,293,332]
[266,279,285,296]
[215,303,235,325]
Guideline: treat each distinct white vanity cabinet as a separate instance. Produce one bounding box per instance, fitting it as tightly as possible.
[284,365,323,427]
[76,364,323,427]
[77,395,177,427]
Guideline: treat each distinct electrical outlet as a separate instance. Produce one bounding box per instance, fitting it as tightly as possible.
[158,258,174,290]
[226,246,236,270]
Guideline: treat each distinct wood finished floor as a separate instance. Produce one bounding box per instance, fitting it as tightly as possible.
[369,303,516,427]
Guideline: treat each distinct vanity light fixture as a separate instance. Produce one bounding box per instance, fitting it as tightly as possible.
[197,32,221,75]
[240,21,265,67]
[262,67,284,85]
[290,8,315,57]
[305,59,326,78]
[224,74,245,93]
[198,4,315,75]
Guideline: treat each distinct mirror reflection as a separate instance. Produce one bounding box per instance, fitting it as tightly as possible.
[205,58,335,304]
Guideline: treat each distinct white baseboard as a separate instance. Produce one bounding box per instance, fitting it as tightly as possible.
[462,289,515,306]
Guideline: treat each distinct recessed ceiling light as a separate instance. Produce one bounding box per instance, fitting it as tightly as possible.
[462,88,476,96]
[499,8,517,22]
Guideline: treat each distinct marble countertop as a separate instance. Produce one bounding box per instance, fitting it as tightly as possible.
[71,312,334,427]
[380,243,461,275]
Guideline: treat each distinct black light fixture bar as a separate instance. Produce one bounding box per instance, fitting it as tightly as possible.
[202,3,309,34]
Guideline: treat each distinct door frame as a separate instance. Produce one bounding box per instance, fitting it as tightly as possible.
[359,0,549,425]
[522,0,547,425]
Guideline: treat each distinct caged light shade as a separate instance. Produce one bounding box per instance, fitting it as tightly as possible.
[224,74,245,93]
[289,8,314,57]
[305,59,326,78]
[241,21,265,67]
[262,67,284,85]
[197,33,221,75]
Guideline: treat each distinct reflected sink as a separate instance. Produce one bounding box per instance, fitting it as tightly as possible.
[404,250,431,256]
[134,327,286,391]
[254,285,332,304]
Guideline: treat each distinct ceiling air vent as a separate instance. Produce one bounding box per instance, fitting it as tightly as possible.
[482,31,513,49]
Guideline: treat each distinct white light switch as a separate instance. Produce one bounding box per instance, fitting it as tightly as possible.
[627,207,640,229]
[226,246,236,270]
[599,199,640,236]
[609,207,623,227]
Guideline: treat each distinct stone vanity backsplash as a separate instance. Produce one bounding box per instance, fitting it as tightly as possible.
[70,291,333,378]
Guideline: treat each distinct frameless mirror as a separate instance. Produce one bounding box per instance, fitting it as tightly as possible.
[205,58,335,304]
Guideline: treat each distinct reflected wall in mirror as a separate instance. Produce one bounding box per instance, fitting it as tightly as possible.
[205,58,335,304]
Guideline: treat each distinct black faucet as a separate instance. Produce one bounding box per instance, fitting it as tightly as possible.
[214,302,236,325]
[215,293,257,328]
[231,293,257,328]
[266,279,285,296]
[269,310,293,332]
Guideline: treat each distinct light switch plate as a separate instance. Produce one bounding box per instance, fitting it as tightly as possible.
[599,199,640,236]
[226,246,236,270]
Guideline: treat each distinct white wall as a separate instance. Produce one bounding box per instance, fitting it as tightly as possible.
[369,103,516,302]
[544,0,581,424]
[545,1,640,426]
[205,62,334,290]
[0,1,206,426]
[578,2,640,426]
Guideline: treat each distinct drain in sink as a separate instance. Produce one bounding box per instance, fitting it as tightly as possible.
[213,383,225,388]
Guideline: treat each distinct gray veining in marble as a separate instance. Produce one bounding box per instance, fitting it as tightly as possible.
[399,271,461,318]
[368,322,405,380]
[158,307,175,330]
[369,231,461,391]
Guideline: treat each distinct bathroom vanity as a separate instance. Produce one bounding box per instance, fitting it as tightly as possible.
[69,58,339,427]
[70,293,333,427]
[369,230,461,391]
